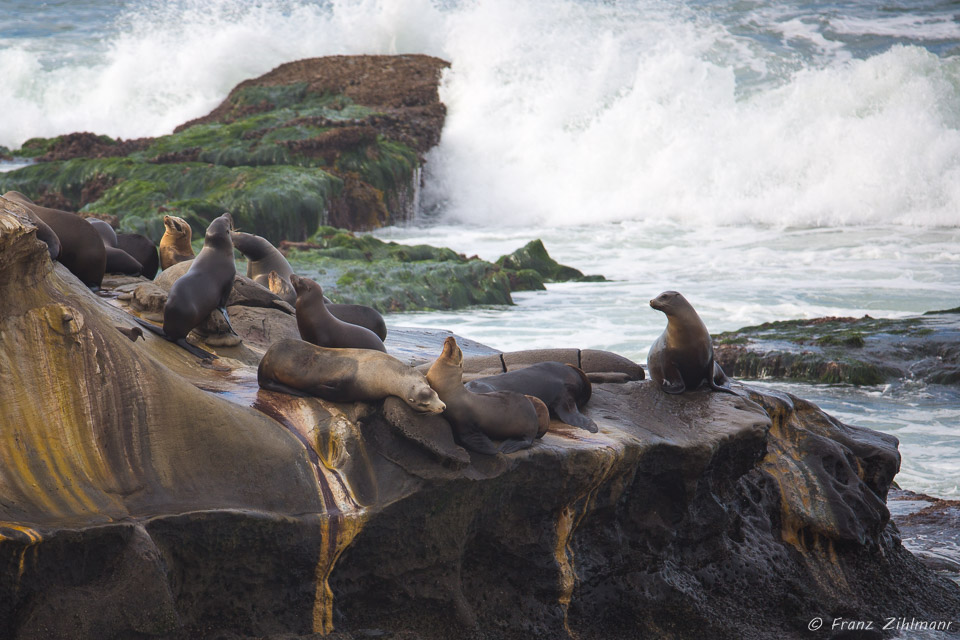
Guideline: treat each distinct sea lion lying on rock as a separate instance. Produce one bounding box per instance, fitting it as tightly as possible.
[88,218,143,276]
[258,338,446,414]
[648,290,737,395]
[291,274,386,352]
[116,232,160,279]
[466,361,597,432]
[427,337,549,455]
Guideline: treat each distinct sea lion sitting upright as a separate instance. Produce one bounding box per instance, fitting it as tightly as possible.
[163,212,236,344]
[159,215,195,270]
[465,361,597,433]
[231,231,297,304]
[116,232,160,279]
[647,290,737,395]
[427,337,548,455]
[88,219,143,276]
[3,190,105,288]
[258,338,445,414]
[290,274,386,352]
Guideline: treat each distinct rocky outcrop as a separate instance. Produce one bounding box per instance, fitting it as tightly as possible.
[0,55,450,241]
[1,199,958,639]
[714,312,960,386]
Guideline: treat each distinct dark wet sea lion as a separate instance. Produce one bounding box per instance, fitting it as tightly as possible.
[427,336,545,454]
[88,218,143,275]
[116,233,159,279]
[3,190,105,287]
[258,338,445,414]
[325,302,388,341]
[648,290,737,395]
[159,215,194,270]
[465,361,597,432]
[231,231,296,304]
[163,212,236,343]
[291,274,386,352]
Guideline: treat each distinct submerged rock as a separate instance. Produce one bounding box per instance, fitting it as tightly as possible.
[0,198,958,639]
[714,312,960,386]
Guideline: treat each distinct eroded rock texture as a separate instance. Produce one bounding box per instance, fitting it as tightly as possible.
[0,199,957,639]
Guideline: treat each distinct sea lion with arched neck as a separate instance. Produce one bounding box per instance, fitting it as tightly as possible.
[647,290,737,395]
[159,215,194,270]
[290,274,386,352]
[116,232,160,279]
[88,218,143,276]
[465,361,597,432]
[231,231,297,304]
[163,212,236,343]
[3,191,105,287]
[427,336,548,455]
[258,338,445,414]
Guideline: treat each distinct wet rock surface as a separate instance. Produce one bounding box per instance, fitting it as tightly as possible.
[713,312,960,386]
[1,201,958,639]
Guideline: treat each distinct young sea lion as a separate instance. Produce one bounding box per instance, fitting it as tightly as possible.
[116,232,160,279]
[163,212,236,343]
[647,290,737,395]
[231,231,297,304]
[258,338,445,414]
[427,337,547,454]
[88,218,143,276]
[290,274,386,352]
[159,215,194,270]
[465,361,597,432]
[3,190,105,287]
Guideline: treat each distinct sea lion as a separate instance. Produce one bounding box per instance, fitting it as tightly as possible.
[3,190,105,287]
[2,194,61,259]
[647,290,737,395]
[163,212,236,343]
[427,336,546,454]
[159,215,194,270]
[325,302,388,341]
[116,232,160,279]
[290,274,386,352]
[465,361,597,432]
[88,218,143,276]
[231,231,297,304]
[258,338,445,414]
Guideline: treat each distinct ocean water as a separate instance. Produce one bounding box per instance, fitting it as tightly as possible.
[2,0,959,498]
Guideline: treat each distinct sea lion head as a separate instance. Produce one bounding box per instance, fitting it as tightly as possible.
[649,290,691,316]
[290,274,322,299]
[426,336,464,393]
[203,213,234,250]
[230,231,267,258]
[162,215,192,241]
[439,335,464,367]
[404,378,446,414]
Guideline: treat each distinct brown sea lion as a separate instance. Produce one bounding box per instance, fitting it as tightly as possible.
[163,212,236,343]
[290,274,386,352]
[3,190,105,287]
[231,231,297,304]
[427,336,545,454]
[258,338,445,414]
[159,215,194,270]
[116,232,160,279]
[325,302,388,341]
[465,361,597,432]
[2,193,60,259]
[648,290,737,395]
[88,219,143,275]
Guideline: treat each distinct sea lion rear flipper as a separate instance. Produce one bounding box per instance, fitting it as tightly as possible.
[457,430,501,456]
[708,360,740,396]
[499,435,535,454]
[553,400,598,433]
[258,379,311,398]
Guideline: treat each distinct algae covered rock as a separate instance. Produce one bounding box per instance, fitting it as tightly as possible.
[0,55,449,243]
[496,239,605,283]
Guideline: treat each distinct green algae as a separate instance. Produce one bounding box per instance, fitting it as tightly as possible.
[496,239,605,283]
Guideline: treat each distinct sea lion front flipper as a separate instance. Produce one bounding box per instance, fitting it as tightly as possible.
[175,338,216,360]
[553,399,598,433]
[218,306,237,334]
[659,362,686,394]
[457,430,501,456]
[499,435,535,454]
[258,379,311,398]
